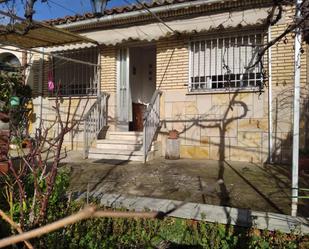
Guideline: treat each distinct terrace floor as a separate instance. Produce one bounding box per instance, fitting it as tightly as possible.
[65,154,309,217]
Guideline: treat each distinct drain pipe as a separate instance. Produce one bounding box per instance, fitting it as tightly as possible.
[268,25,273,164]
[291,0,302,217]
[36,48,44,130]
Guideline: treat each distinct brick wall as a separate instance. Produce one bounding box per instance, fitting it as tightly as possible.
[100,46,117,92]
[269,5,308,162]
[100,46,117,130]
[156,38,188,90]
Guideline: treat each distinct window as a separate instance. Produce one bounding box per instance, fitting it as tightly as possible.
[189,33,263,92]
[52,47,99,96]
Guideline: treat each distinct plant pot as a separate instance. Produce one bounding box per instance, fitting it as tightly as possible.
[168,129,179,139]
[0,161,8,174]
[166,138,180,160]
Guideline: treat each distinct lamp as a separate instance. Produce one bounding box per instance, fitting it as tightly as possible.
[90,0,109,16]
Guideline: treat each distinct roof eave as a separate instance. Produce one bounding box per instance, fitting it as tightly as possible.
[56,0,230,30]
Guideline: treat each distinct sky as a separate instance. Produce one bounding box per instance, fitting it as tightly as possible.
[0,0,137,21]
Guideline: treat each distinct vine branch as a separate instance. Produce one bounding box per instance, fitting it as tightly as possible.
[0,206,161,248]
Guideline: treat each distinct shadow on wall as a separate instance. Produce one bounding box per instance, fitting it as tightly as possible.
[159,85,309,165]
[155,34,309,165]
[272,85,309,163]
[160,90,254,162]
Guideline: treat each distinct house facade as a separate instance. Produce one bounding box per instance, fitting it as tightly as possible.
[27,0,308,163]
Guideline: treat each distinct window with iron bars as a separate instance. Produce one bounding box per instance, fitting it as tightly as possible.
[52,47,99,96]
[189,33,264,92]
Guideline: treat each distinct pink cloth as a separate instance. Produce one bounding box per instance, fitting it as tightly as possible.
[48,71,54,91]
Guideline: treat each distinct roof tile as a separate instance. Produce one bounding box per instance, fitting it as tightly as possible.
[45,0,197,25]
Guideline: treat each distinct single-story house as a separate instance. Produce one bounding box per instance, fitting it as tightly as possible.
[19,0,309,163]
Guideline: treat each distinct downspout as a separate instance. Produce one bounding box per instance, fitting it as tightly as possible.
[268,25,273,164]
[291,0,302,217]
[97,48,101,97]
[57,0,225,29]
[36,48,44,130]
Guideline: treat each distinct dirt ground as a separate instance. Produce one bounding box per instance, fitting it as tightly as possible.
[66,155,309,217]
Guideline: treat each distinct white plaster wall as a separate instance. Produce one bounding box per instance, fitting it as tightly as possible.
[0,46,22,63]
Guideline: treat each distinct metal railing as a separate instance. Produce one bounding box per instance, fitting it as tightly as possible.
[143,90,162,163]
[83,93,109,158]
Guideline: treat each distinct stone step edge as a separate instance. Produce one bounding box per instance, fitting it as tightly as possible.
[73,193,309,234]
[107,131,143,136]
[96,139,143,145]
[89,148,158,156]
[87,151,155,162]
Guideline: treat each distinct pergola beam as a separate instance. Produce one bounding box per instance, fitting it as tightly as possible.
[0,45,100,67]
[0,10,98,48]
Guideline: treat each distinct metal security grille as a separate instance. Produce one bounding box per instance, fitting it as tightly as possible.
[53,47,99,96]
[189,33,263,92]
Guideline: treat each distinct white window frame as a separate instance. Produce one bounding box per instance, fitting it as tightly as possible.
[188,32,264,93]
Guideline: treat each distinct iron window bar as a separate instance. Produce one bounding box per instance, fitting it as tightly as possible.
[189,32,264,92]
[50,47,99,97]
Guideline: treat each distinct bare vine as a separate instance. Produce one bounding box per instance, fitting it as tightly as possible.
[251,0,309,71]
[4,83,86,229]
[0,0,38,35]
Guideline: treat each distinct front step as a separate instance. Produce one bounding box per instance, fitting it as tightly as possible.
[96,140,160,151]
[88,131,161,162]
[106,131,143,142]
[88,148,155,161]
[96,139,142,150]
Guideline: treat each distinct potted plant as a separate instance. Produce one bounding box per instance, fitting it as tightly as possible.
[0,72,32,132]
[168,129,179,139]
[0,160,8,174]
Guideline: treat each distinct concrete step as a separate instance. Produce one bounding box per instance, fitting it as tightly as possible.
[90,148,143,155]
[107,131,143,141]
[88,148,155,162]
[96,139,160,151]
[88,130,161,162]
[96,141,142,150]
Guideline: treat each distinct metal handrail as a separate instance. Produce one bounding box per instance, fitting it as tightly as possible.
[83,93,109,158]
[143,90,162,163]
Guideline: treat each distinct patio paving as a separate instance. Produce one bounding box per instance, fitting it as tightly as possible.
[65,155,309,217]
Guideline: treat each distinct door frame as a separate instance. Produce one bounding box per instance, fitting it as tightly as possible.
[116,47,131,131]
[116,43,157,131]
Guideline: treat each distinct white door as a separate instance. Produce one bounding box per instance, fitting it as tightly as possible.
[117,48,132,129]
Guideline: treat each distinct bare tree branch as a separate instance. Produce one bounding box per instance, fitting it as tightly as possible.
[0,206,160,248]
[0,209,33,249]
